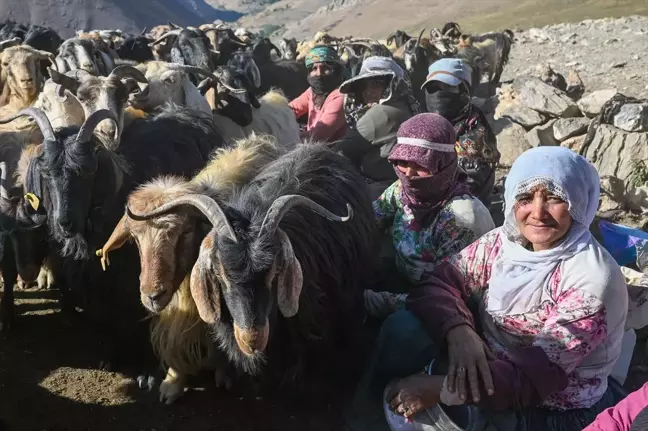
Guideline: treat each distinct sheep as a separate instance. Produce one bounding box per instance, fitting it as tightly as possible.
[47,65,150,148]
[126,144,377,385]
[5,103,227,370]
[0,44,56,117]
[55,37,114,76]
[278,37,297,61]
[97,134,281,403]
[198,65,300,148]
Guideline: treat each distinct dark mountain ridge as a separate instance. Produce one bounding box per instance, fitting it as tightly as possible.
[0,0,243,38]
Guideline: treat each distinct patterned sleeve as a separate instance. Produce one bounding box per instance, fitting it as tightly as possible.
[532,288,608,375]
[442,228,502,294]
[429,210,481,268]
[372,181,399,228]
[457,118,500,166]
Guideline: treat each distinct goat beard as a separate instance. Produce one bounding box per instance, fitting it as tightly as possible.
[49,218,90,261]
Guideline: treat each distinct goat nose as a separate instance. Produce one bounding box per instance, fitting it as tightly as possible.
[147,290,166,303]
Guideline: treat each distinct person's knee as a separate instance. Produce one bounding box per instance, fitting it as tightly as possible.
[378,310,432,352]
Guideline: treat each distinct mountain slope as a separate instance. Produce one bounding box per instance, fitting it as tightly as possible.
[223,0,648,39]
[0,0,243,38]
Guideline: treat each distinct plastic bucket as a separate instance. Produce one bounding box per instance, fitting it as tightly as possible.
[598,220,648,267]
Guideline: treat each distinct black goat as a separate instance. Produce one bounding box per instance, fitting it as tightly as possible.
[128,144,376,384]
[386,30,411,49]
[278,37,297,61]
[150,27,216,82]
[252,38,282,68]
[209,27,249,66]
[23,25,63,54]
[115,34,154,63]
[255,57,309,101]
[0,20,28,42]
[7,104,226,371]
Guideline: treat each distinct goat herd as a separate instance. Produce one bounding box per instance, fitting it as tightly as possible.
[0,19,513,406]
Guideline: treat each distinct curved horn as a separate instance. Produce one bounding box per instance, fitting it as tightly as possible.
[148,30,181,47]
[341,45,359,58]
[169,64,247,94]
[415,28,425,49]
[168,21,182,30]
[349,41,374,51]
[48,67,80,94]
[258,195,353,239]
[73,69,94,82]
[141,27,148,36]
[0,108,55,143]
[76,109,119,144]
[126,194,237,243]
[0,37,21,51]
[108,64,148,83]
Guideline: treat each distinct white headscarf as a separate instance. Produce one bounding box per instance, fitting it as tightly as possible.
[487,147,600,317]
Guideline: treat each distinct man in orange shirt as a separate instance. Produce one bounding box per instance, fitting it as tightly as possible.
[289,45,348,142]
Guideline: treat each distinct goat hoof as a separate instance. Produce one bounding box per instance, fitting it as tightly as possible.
[137,375,156,391]
[159,378,186,405]
[98,360,112,371]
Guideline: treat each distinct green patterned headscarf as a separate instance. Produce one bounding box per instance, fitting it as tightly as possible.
[305,45,342,68]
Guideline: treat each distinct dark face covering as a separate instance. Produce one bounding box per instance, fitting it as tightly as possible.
[425,90,470,122]
[308,73,342,96]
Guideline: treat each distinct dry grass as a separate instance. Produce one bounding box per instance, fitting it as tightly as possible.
[409,0,648,33]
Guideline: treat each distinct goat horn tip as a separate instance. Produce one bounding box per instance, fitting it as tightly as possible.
[24,193,40,211]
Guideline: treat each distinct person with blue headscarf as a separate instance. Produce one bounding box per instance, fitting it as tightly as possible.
[347,147,628,431]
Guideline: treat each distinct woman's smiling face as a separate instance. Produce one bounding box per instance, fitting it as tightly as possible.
[514,187,573,251]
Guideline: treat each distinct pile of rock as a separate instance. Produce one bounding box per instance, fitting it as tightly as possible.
[488,69,648,218]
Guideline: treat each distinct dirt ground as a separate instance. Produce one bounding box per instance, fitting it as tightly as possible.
[0,287,356,431]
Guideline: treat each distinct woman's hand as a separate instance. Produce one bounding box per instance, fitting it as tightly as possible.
[387,374,444,418]
[446,324,495,403]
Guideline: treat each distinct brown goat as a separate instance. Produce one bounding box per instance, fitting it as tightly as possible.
[0,45,55,117]
[97,134,281,404]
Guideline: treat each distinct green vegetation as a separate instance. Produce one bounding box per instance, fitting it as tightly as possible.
[630,160,648,188]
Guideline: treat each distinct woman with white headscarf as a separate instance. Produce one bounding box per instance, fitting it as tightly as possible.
[348,146,628,431]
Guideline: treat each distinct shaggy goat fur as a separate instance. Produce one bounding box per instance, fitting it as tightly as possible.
[194,144,376,381]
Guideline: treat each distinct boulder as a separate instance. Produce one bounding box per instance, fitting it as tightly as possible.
[584,124,648,184]
[516,77,580,117]
[561,134,586,153]
[613,104,648,132]
[577,89,619,117]
[491,117,530,166]
[500,105,548,128]
[553,118,591,141]
[525,119,558,147]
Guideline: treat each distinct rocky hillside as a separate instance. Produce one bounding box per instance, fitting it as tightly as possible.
[219,0,648,40]
[0,0,242,38]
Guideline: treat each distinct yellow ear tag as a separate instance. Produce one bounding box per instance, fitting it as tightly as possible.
[24,193,40,211]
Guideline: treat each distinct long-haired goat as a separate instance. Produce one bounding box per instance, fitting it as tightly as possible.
[456,30,513,95]
[0,44,56,116]
[126,144,377,386]
[98,135,281,403]
[55,37,114,76]
[4,104,226,371]
[198,65,300,148]
[149,26,218,76]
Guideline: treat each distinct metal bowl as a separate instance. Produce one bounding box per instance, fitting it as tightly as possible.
[383,361,483,431]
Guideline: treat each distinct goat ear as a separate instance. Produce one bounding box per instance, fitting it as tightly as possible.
[275,229,302,318]
[96,214,130,271]
[190,233,221,324]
